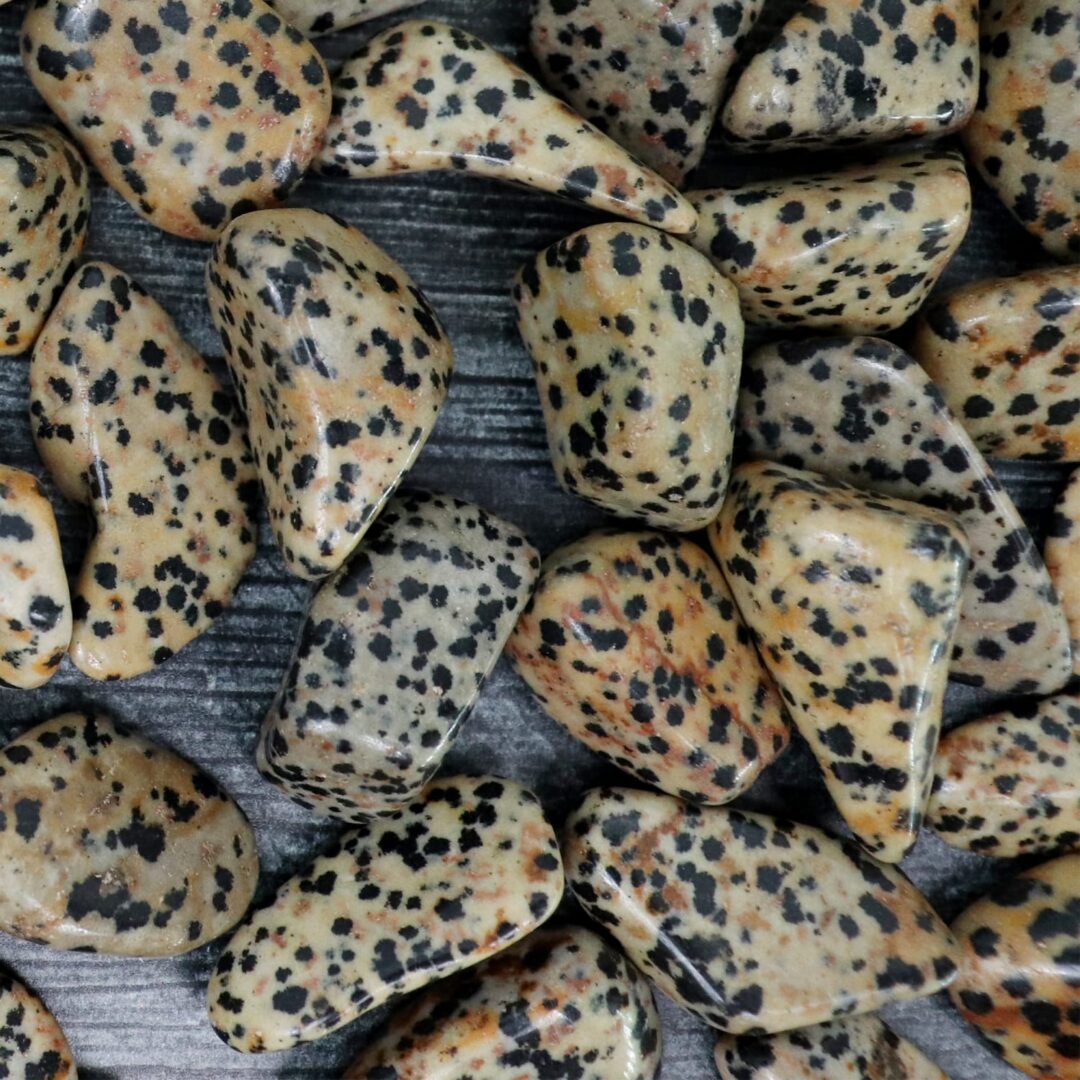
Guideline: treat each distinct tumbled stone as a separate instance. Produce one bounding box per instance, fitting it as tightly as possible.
[1045,469,1080,676]
[270,0,419,36]
[209,776,563,1052]
[687,149,970,331]
[711,460,966,862]
[961,0,1080,259]
[317,21,696,234]
[0,465,70,689]
[0,711,258,956]
[343,924,661,1080]
[21,0,330,241]
[257,490,539,819]
[507,529,788,805]
[913,268,1080,460]
[0,970,76,1079]
[0,126,88,356]
[738,336,1072,695]
[564,787,960,1034]
[207,209,452,580]
[949,854,1080,1078]
[928,694,1080,858]
[514,223,742,528]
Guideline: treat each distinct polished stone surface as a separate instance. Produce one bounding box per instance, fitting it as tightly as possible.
[0,969,76,1079]
[1045,468,1080,675]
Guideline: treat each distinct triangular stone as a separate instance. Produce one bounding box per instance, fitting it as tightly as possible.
[0,971,76,1079]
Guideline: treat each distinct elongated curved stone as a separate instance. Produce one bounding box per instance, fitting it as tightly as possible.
[687,150,970,331]
[21,0,330,241]
[0,126,88,357]
[913,268,1080,461]
[514,223,742,528]
[209,776,563,1052]
[207,209,452,580]
[563,787,960,1034]
[0,465,70,689]
[317,21,696,235]
[0,712,258,956]
[343,924,661,1080]
[31,262,258,680]
[949,854,1080,1078]
[270,0,419,36]
[928,694,1080,857]
[258,490,539,820]
[1046,469,1080,675]
[507,529,789,805]
[738,336,1072,695]
[0,970,76,1079]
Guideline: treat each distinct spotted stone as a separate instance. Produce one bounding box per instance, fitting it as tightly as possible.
[257,490,540,820]
[207,209,452,580]
[514,223,742,529]
[737,336,1072,695]
[1045,469,1080,676]
[687,149,970,331]
[269,0,419,36]
[31,262,258,680]
[317,20,696,234]
[0,970,76,1079]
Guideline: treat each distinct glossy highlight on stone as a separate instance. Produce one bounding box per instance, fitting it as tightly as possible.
[269,0,419,36]
[0,970,76,1079]
[1045,468,1080,675]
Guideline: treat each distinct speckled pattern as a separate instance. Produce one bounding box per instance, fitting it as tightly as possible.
[269,0,419,37]
[530,0,764,185]
[0,126,88,357]
[563,787,960,1034]
[317,20,697,234]
[20,0,330,241]
[209,776,564,1053]
[687,149,970,331]
[949,853,1080,1079]
[737,336,1073,695]
[0,970,76,1080]
[0,465,70,690]
[343,924,661,1080]
[1045,468,1080,675]
[0,711,258,956]
[207,208,453,580]
[514,223,742,529]
[31,262,258,681]
[507,529,789,805]
[962,0,1080,259]
[258,490,539,819]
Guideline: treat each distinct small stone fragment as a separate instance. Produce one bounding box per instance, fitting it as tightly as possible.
[269,0,419,36]
[1045,469,1080,675]
[0,970,76,1079]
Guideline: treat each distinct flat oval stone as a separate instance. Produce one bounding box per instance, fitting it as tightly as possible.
[1045,469,1080,676]
[209,776,564,1052]
[0,126,88,356]
[317,20,696,235]
[737,336,1073,695]
[913,268,1080,461]
[31,262,258,680]
[949,854,1080,1078]
[269,0,419,36]
[207,209,453,580]
[0,464,70,689]
[21,0,330,241]
[343,924,661,1080]
[257,490,539,819]
[563,787,960,1034]
[687,149,970,331]
[711,460,967,862]
[0,970,76,1079]
[928,693,1080,858]
[514,223,743,529]
[507,529,789,805]
[0,711,258,956]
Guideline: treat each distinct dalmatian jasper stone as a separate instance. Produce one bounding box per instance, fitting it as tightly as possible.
[0,711,258,956]
[343,924,661,1080]
[317,21,697,235]
[31,262,258,680]
[20,0,331,242]
[506,529,789,805]
[514,223,743,529]
[687,149,970,332]
[530,0,765,186]
[257,490,540,820]
[207,209,453,580]
[269,0,419,37]
[962,0,1080,259]
[563,787,960,1034]
[209,776,563,1053]
[1045,469,1080,675]
[738,336,1073,695]
[0,971,76,1080]
[711,460,967,862]
[949,853,1080,1078]
[0,126,88,357]
[0,465,70,690]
